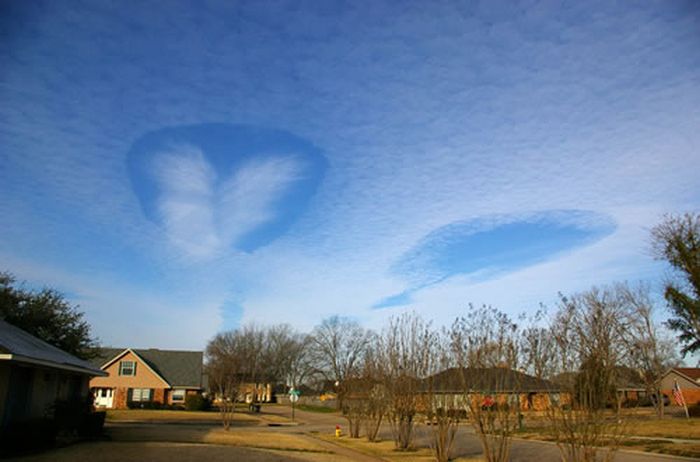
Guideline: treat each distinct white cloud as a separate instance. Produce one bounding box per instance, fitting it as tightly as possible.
[153,146,303,258]
[218,155,302,245]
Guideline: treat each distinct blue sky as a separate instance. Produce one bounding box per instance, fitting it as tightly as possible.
[1,1,698,349]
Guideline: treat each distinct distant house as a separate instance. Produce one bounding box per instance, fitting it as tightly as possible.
[89,348,204,409]
[425,367,563,412]
[613,366,647,404]
[659,368,700,406]
[0,319,106,429]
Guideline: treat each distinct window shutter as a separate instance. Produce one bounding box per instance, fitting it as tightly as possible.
[127,388,133,402]
[133,362,137,375]
[150,388,155,402]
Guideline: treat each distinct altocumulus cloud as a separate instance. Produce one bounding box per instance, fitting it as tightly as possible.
[374,210,616,308]
[127,124,327,258]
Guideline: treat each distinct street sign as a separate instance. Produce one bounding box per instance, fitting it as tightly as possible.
[290,393,299,403]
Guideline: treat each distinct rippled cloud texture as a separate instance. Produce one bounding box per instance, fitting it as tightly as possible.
[0,1,698,348]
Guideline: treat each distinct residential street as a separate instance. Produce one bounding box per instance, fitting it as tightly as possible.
[8,407,698,462]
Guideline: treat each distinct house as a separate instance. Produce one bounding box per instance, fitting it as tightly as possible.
[89,348,204,409]
[0,319,107,429]
[425,367,564,412]
[659,368,700,406]
[613,366,647,404]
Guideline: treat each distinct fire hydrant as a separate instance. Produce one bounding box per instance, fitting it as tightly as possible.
[335,424,342,438]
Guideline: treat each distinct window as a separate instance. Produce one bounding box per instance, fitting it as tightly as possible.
[131,388,151,402]
[119,360,136,376]
[172,389,186,402]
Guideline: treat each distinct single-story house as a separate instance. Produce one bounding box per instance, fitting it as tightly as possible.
[0,319,107,429]
[89,347,204,409]
[660,367,700,406]
[425,367,564,412]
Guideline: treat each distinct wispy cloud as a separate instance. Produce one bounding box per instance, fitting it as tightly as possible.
[219,156,303,250]
[152,145,305,258]
[155,145,220,257]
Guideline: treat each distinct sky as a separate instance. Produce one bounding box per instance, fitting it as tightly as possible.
[1,0,699,350]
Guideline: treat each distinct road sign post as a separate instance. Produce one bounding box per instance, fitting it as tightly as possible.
[289,388,301,421]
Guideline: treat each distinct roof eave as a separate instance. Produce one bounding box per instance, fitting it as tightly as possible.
[0,353,108,376]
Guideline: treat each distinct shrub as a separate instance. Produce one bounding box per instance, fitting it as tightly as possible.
[688,403,700,418]
[185,394,211,411]
[127,401,164,410]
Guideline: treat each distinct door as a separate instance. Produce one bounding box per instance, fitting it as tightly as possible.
[94,388,114,408]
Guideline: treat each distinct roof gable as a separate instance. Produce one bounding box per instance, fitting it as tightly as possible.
[675,368,700,381]
[92,347,203,388]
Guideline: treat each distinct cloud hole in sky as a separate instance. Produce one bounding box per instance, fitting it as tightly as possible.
[127,124,327,257]
[374,210,616,308]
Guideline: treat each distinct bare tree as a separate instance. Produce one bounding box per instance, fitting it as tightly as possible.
[620,283,677,418]
[546,287,632,462]
[379,312,437,450]
[263,324,312,390]
[520,309,556,380]
[205,324,269,428]
[358,342,388,442]
[450,305,520,462]
[206,331,245,430]
[309,316,371,407]
[424,330,460,462]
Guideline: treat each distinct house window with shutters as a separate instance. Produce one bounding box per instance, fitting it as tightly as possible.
[131,388,152,402]
[119,360,136,376]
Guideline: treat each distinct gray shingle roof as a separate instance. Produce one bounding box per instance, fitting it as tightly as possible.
[0,319,106,376]
[427,367,559,393]
[91,347,203,388]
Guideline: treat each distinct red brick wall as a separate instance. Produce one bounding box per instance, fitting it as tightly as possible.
[662,388,700,406]
[114,387,128,409]
[153,388,166,404]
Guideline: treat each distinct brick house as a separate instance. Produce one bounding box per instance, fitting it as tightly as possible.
[659,367,700,406]
[425,367,564,412]
[89,348,204,409]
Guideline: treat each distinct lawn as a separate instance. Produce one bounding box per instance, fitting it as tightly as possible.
[626,418,700,440]
[107,409,259,423]
[515,416,700,459]
[296,404,337,413]
[315,433,484,462]
[109,424,331,453]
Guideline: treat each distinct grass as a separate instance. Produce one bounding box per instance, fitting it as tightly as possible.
[109,424,330,453]
[514,416,700,459]
[626,418,700,440]
[296,404,338,413]
[516,416,700,440]
[107,409,259,423]
[316,434,484,462]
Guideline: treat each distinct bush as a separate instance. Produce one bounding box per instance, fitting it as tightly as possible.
[127,401,164,410]
[185,394,211,411]
[688,403,700,418]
